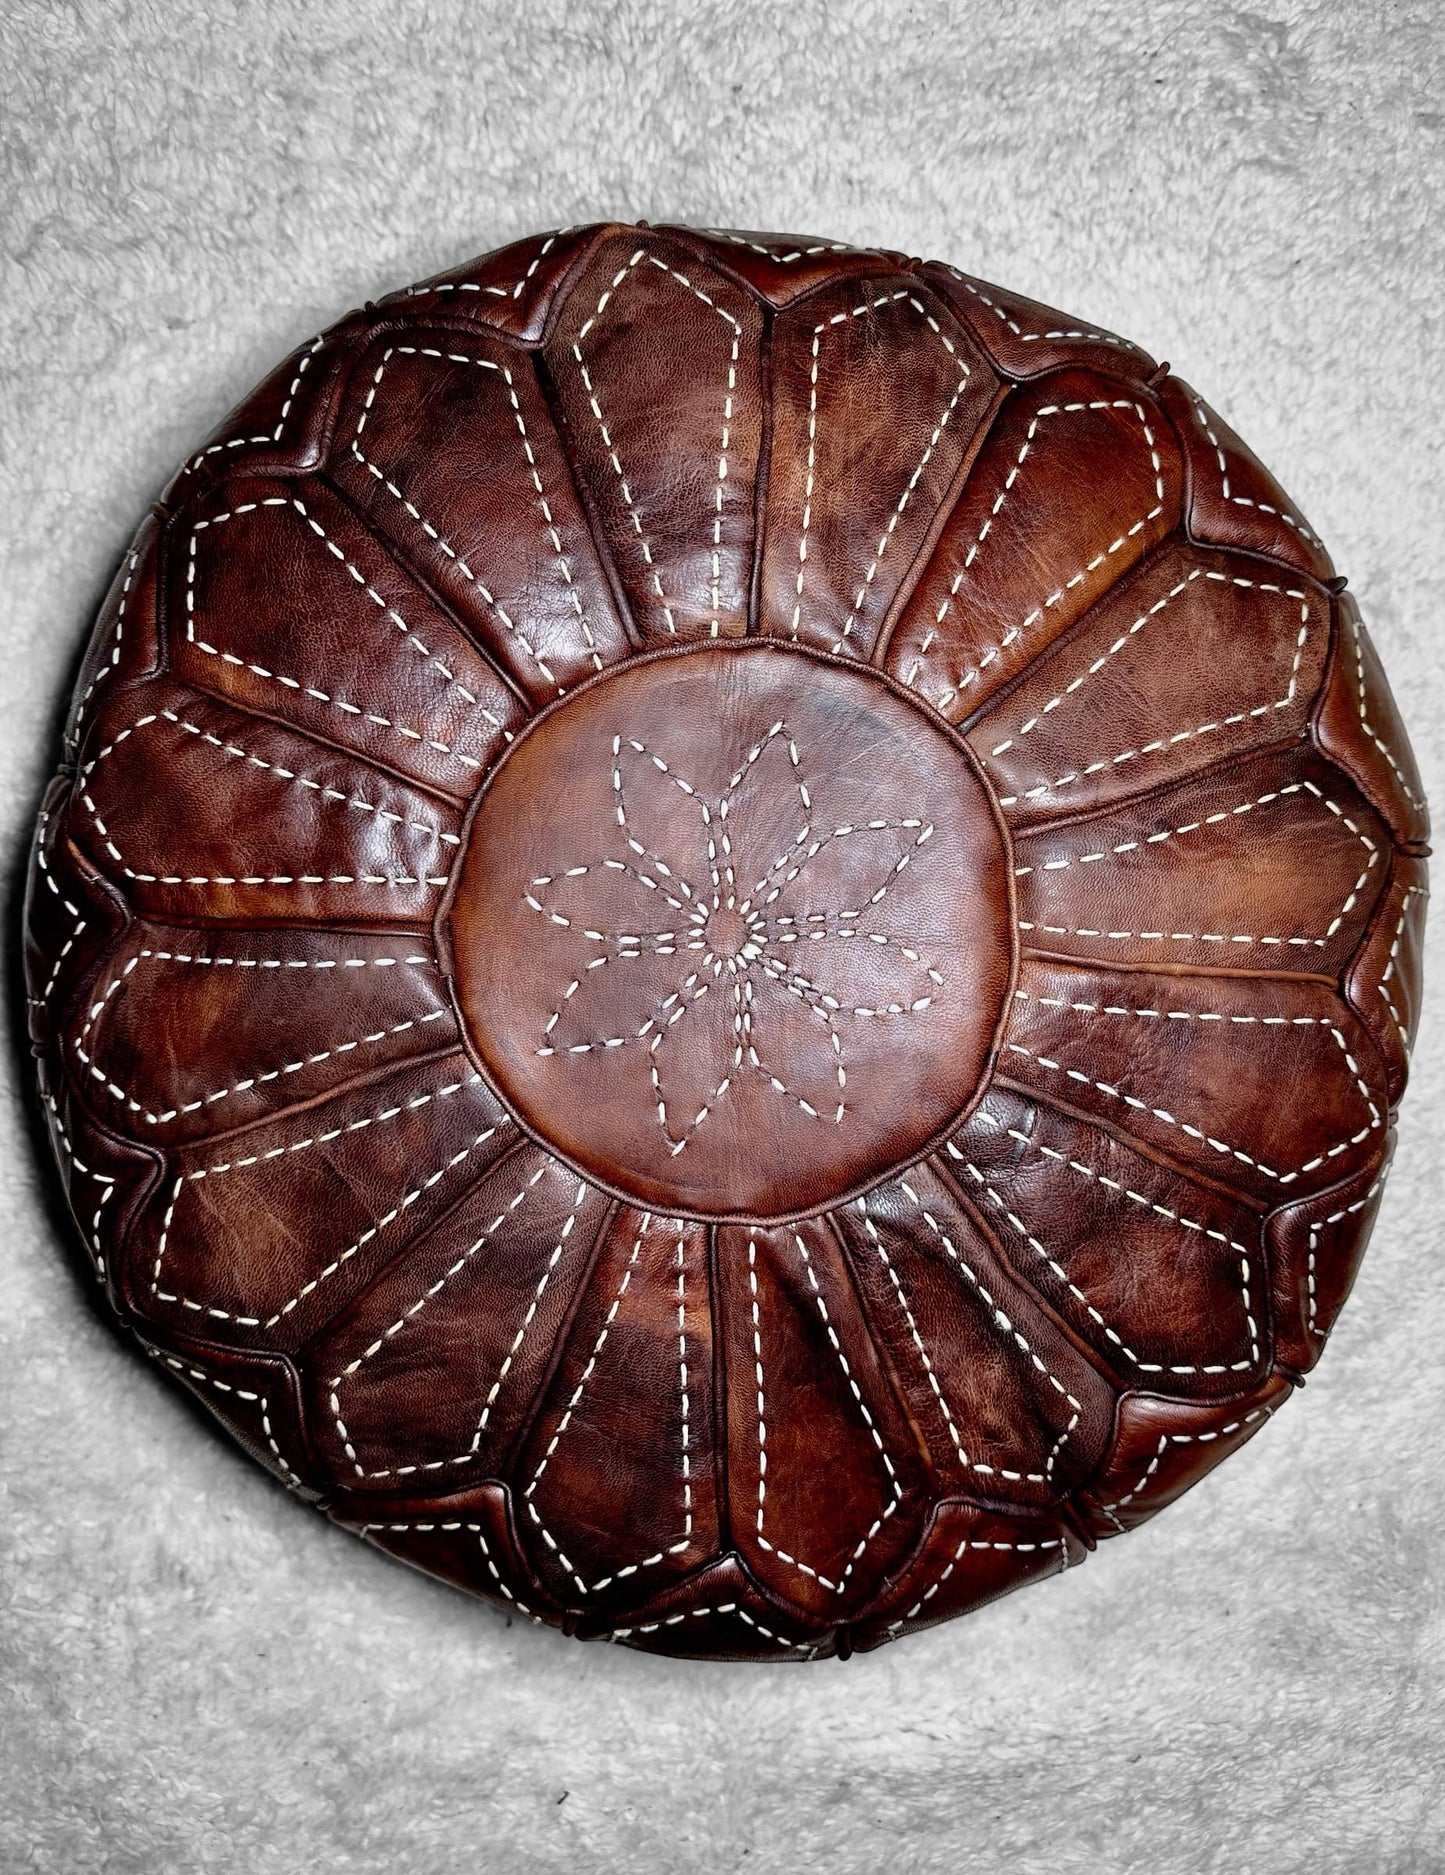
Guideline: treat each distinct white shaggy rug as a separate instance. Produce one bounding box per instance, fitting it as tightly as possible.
[2,3,1442,1869]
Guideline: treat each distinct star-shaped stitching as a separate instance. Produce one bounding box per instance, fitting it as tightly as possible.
[524,722,944,1155]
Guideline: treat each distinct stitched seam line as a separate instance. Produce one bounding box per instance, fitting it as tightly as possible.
[906,398,1164,709]
[988,573,1310,804]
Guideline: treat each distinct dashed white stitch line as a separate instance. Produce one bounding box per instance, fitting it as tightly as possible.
[526,724,942,1148]
[75,944,453,1124]
[352,343,603,682]
[32,812,86,1009]
[524,1220,695,1594]
[44,1092,113,1280]
[749,1233,902,1593]
[788,290,969,651]
[1002,1009,1381,1186]
[330,1170,590,1480]
[76,546,138,722]
[186,497,510,759]
[357,1520,543,1621]
[705,229,855,264]
[265,1119,510,1327]
[946,1118,1258,1373]
[1376,886,1427,1053]
[857,1200,972,1465]
[1306,1164,1390,1339]
[1344,609,1427,814]
[572,250,743,638]
[988,572,1311,804]
[606,1603,800,1649]
[831,298,970,653]
[498,359,603,666]
[1103,1402,1284,1523]
[148,1349,300,1486]
[1014,779,1378,949]
[1191,393,1323,548]
[179,334,325,475]
[891,1182,1081,1482]
[907,399,1165,705]
[887,1533,1066,1633]
[150,1069,484,1311]
[78,710,454,890]
[405,229,564,302]
[942,267,1144,351]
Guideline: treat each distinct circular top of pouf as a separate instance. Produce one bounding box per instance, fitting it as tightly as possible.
[26,223,1428,1662]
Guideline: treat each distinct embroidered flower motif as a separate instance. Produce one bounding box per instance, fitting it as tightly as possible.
[524,722,945,1154]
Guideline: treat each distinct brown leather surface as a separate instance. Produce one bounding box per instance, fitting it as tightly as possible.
[25,223,1429,1661]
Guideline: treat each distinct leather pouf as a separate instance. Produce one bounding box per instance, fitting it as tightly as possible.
[25,224,1428,1661]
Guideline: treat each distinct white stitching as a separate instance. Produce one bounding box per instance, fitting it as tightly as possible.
[357,1520,542,1620]
[75,945,452,1125]
[1377,885,1426,1052]
[789,291,970,652]
[606,1603,800,1649]
[887,1533,1066,1633]
[988,572,1311,804]
[572,250,743,638]
[186,498,510,760]
[179,334,325,475]
[1015,779,1379,951]
[76,547,138,721]
[1344,608,1427,813]
[856,1200,972,1465]
[1191,393,1322,547]
[405,229,564,302]
[892,1181,1081,1482]
[942,267,1144,351]
[910,400,1165,707]
[264,1120,510,1329]
[1102,1401,1284,1521]
[329,1170,589,1480]
[524,1219,694,1593]
[31,811,85,1013]
[749,1232,901,1592]
[352,345,602,685]
[78,710,454,890]
[706,230,854,264]
[946,1117,1259,1373]
[528,725,939,1146]
[150,1350,300,1487]
[44,1092,113,1280]
[149,1067,484,1314]
[1306,1160,1391,1340]
[1002,1011,1381,1186]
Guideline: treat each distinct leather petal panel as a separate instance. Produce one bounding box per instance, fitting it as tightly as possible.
[887,372,1180,719]
[515,1211,716,1604]
[759,275,996,658]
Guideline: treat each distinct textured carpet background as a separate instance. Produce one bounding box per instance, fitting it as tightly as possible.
[2,3,1442,1870]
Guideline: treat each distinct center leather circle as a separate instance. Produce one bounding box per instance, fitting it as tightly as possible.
[445,642,1014,1219]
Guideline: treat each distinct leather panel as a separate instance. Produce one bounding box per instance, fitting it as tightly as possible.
[1314,590,1430,847]
[758,275,997,659]
[1159,374,1335,584]
[1002,957,1389,1206]
[514,1211,717,1606]
[948,1085,1266,1394]
[329,328,632,700]
[169,475,522,799]
[887,372,1180,719]
[971,540,1329,826]
[1013,747,1389,978]
[542,232,766,642]
[1079,1374,1293,1538]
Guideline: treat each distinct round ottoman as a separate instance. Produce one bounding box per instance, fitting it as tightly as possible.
[25,223,1428,1661]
